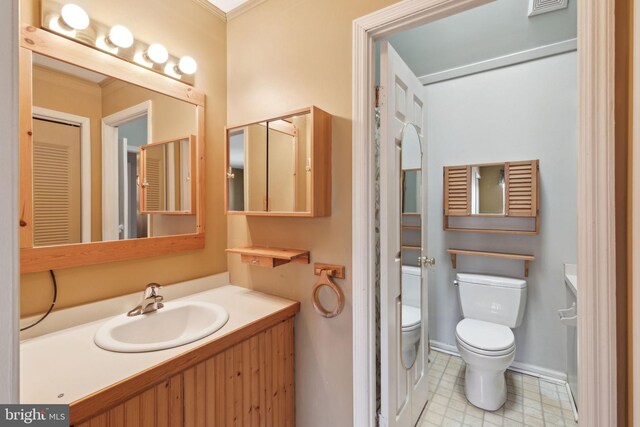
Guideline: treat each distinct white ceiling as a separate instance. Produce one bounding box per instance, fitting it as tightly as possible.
[207,0,249,13]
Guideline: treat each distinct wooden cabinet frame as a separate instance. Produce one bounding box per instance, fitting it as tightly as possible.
[443,160,540,235]
[18,25,206,273]
[224,106,332,217]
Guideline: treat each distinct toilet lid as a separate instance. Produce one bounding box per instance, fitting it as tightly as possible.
[456,318,514,352]
[402,305,421,329]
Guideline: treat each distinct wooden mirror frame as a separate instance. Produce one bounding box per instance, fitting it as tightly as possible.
[19,25,206,273]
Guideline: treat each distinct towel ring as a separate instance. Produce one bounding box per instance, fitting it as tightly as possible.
[312,269,345,318]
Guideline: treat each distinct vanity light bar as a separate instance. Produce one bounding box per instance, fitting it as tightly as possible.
[40,0,197,85]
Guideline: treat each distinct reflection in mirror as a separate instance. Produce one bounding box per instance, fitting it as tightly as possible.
[471,165,505,215]
[31,53,198,246]
[141,136,193,214]
[268,114,311,213]
[227,123,267,211]
[399,123,422,369]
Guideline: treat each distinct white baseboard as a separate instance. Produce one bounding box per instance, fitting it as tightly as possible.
[429,340,568,384]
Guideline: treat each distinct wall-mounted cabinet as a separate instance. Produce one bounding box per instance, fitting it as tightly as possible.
[225,106,332,217]
[443,160,540,234]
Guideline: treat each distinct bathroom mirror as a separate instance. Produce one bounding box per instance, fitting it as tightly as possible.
[140,136,195,214]
[471,164,505,215]
[399,123,423,369]
[19,26,205,273]
[225,106,332,217]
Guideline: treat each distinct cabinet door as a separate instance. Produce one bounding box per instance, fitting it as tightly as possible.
[227,123,268,212]
[267,113,311,213]
[443,165,471,216]
[505,160,539,217]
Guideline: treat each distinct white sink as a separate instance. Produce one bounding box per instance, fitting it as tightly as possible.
[94,301,229,353]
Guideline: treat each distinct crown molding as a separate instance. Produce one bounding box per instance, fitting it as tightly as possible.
[226,0,267,21]
[190,0,227,22]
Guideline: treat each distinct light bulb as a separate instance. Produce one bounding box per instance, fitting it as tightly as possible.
[164,63,182,79]
[60,4,89,30]
[146,43,169,64]
[107,25,133,49]
[177,56,197,75]
[48,15,76,37]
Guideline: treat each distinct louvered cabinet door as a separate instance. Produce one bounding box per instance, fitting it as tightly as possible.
[505,160,539,217]
[444,166,471,216]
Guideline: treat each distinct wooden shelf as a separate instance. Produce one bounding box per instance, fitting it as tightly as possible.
[447,248,535,277]
[226,246,310,268]
[401,245,421,251]
[401,226,421,230]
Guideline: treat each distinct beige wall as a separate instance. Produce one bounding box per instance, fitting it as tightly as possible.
[227,0,397,425]
[32,65,104,241]
[20,0,227,317]
[101,79,197,141]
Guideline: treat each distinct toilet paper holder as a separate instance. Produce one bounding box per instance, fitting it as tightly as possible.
[558,303,577,327]
[312,263,345,318]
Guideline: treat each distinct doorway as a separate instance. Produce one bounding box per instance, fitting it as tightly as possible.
[352,1,619,426]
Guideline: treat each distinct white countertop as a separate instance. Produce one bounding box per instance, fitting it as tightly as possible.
[564,263,577,296]
[20,284,297,405]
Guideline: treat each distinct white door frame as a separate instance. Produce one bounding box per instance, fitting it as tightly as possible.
[352,0,618,426]
[102,101,152,241]
[0,0,19,405]
[33,106,92,243]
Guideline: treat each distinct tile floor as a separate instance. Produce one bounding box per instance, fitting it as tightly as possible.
[419,350,577,427]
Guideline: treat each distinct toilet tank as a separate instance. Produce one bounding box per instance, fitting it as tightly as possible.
[402,265,421,308]
[457,273,527,328]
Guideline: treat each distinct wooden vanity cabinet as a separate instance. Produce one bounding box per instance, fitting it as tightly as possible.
[72,315,296,426]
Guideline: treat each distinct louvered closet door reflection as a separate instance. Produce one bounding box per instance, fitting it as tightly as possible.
[32,118,81,246]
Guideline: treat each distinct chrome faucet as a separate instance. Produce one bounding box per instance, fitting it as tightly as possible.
[127,283,164,316]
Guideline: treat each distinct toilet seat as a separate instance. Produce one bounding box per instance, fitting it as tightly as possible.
[456,319,515,356]
[402,305,421,332]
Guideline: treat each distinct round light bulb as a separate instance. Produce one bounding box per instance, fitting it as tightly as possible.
[48,15,76,37]
[177,56,197,75]
[60,4,89,30]
[108,25,133,49]
[146,43,169,64]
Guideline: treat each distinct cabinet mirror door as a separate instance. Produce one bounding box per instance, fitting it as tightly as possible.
[471,164,505,215]
[227,123,268,212]
[267,113,311,213]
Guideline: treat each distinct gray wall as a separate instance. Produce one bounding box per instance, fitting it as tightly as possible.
[387,0,576,79]
[0,0,19,403]
[425,52,577,374]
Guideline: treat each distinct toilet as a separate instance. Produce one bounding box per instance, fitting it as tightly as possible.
[401,266,422,364]
[455,273,527,411]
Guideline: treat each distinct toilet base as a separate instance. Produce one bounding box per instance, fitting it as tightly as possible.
[464,364,507,411]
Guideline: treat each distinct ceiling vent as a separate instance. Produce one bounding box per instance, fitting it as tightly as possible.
[528,0,569,17]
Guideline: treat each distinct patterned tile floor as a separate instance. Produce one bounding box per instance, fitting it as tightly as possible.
[419,350,577,427]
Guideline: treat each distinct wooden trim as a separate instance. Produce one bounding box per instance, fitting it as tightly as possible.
[20,25,205,107]
[196,106,206,234]
[444,227,538,235]
[353,0,619,425]
[70,304,300,425]
[18,47,33,249]
[20,233,205,274]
